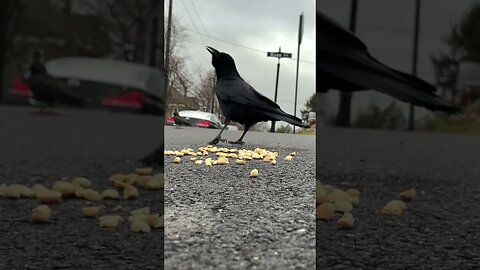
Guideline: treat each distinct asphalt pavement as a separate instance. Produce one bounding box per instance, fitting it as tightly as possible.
[4,103,479,269]
[0,105,164,269]
[316,127,480,269]
[164,126,316,269]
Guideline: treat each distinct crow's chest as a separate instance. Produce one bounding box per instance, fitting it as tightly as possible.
[216,96,267,125]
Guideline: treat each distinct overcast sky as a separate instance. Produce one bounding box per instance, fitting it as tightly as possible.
[168,0,316,121]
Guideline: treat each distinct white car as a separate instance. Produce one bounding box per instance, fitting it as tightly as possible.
[226,125,239,131]
[166,110,223,129]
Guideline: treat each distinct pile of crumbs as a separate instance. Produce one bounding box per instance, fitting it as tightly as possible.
[316,183,416,230]
[0,167,164,233]
[164,145,298,177]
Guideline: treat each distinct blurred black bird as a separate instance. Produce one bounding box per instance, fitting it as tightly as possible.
[27,54,87,114]
[173,110,191,128]
[315,11,461,114]
[206,46,309,145]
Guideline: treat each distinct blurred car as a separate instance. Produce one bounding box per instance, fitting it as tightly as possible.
[6,57,165,114]
[226,125,239,131]
[166,110,223,129]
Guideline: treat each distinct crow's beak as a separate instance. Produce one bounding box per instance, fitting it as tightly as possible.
[206,46,220,58]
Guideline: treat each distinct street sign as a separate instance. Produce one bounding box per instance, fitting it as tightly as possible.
[267,52,292,58]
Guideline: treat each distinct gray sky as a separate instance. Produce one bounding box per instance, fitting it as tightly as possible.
[317,0,480,121]
[168,0,316,121]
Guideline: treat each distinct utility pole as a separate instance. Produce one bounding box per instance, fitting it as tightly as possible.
[148,0,160,68]
[267,46,292,132]
[293,12,304,133]
[335,0,358,127]
[164,0,173,110]
[408,0,421,131]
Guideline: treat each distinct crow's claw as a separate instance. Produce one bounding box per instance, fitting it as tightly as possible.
[208,137,221,145]
[219,138,227,142]
[228,140,245,145]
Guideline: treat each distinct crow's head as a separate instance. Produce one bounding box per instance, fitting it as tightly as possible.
[206,46,239,78]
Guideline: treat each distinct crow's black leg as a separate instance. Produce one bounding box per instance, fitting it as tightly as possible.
[139,143,164,165]
[228,124,251,145]
[208,120,230,145]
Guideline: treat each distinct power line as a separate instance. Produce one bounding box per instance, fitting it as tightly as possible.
[184,27,315,64]
[177,0,211,65]
[179,0,209,46]
[189,0,216,47]
[185,28,266,54]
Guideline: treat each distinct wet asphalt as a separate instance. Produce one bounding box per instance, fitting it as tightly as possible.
[316,127,480,269]
[4,104,478,269]
[164,126,316,269]
[0,105,164,269]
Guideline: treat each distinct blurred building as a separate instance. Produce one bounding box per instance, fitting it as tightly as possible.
[167,88,200,115]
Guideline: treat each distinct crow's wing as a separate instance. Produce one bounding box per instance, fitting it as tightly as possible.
[316,11,461,114]
[216,80,308,127]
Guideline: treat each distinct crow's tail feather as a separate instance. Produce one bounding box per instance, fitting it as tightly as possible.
[264,110,309,128]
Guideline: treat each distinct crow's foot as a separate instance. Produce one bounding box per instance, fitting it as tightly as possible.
[139,147,164,165]
[228,140,245,145]
[208,137,226,145]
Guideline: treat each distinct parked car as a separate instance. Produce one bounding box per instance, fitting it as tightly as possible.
[166,110,223,129]
[226,125,239,131]
[6,57,165,114]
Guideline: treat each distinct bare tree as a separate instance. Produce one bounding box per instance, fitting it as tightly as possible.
[164,17,202,112]
[88,0,159,63]
[191,70,219,113]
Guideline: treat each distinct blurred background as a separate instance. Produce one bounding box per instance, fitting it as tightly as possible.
[317,0,480,134]
[0,0,165,115]
[0,0,316,134]
[161,0,316,133]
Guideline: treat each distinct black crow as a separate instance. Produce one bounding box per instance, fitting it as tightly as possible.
[173,110,191,128]
[316,11,461,114]
[139,143,164,166]
[27,57,86,113]
[206,46,309,145]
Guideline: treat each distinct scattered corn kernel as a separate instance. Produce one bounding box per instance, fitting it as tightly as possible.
[99,215,123,228]
[316,202,335,220]
[36,190,62,204]
[130,220,151,233]
[82,206,101,217]
[71,177,92,188]
[399,188,416,201]
[52,181,76,197]
[381,201,403,216]
[123,184,139,200]
[31,205,51,223]
[131,207,150,215]
[333,201,353,213]
[101,189,120,200]
[337,212,354,229]
[235,159,245,165]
